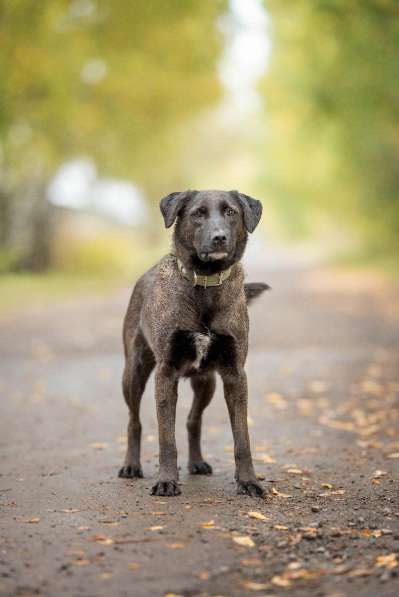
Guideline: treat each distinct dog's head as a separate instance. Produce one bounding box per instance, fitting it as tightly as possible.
[160,190,262,273]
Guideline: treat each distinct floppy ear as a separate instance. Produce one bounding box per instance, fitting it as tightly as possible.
[231,191,262,233]
[159,190,193,228]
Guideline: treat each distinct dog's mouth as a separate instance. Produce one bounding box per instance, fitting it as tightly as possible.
[199,251,228,262]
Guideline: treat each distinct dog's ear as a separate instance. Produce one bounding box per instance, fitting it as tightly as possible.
[230,191,262,233]
[160,190,194,228]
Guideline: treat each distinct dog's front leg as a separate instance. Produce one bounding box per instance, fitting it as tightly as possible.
[221,367,264,497]
[151,365,181,496]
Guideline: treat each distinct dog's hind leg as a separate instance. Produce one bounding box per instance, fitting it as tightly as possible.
[187,372,216,475]
[119,330,155,479]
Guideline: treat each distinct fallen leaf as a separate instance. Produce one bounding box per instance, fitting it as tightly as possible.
[360,528,382,538]
[375,553,398,569]
[248,511,270,521]
[88,533,114,545]
[319,489,345,497]
[164,594,184,597]
[201,520,216,529]
[372,470,387,479]
[271,487,292,498]
[60,508,81,514]
[271,575,291,587]
[320,482,333,489]
[265,392,287,410]
[274,524,289,531]
[241,558,263,567]
[386,452,399,459]
[348,568,373,578]
[240,580,269,591]
[128,563,141,570]
[166,543,184,549]
[197,570,210,580]
[25,517,40,523]
[254,453,276,464]
[233,535,255,548]
[90,442,108,450]
[147,526,164,531]
[286,468,304,475]
[151,512,168,516]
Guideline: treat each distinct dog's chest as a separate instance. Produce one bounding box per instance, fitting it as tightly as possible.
[169,329,236,375]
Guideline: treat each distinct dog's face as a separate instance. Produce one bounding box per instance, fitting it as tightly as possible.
[160,190,262,271]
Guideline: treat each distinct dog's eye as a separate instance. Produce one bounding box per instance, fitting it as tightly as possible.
[192,208,206,218]
[225,207,235,217]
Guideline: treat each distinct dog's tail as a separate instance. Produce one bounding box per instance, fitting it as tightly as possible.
[244,282,271,305]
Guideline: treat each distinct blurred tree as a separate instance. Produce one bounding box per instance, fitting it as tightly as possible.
[262,0,399,254]
[0,0,226,270]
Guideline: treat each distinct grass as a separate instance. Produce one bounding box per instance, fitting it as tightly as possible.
[0,272,131,315]
[0,229,169,316]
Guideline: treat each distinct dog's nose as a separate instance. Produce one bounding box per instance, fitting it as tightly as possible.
[212,232,227,247]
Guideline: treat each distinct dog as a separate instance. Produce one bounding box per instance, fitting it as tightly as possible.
[119,190,269,497]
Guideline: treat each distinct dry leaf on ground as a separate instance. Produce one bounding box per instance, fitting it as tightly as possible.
[233,535,255,548]
[248,511,270,521]
[240,580,269,591]
[271,487,292,498]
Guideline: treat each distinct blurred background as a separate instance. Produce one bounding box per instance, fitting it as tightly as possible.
[1,0,398,311]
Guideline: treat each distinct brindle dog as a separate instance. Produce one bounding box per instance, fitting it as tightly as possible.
[119,190,269,497]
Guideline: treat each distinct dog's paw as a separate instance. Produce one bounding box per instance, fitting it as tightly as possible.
[150,480,181,497]
[237,480,264,497]
[118,465,143,479]
[188,461,213,475]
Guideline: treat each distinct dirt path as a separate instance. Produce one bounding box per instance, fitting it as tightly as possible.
[1,254,399,597]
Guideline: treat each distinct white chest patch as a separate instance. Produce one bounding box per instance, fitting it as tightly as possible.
[192,333,211,369]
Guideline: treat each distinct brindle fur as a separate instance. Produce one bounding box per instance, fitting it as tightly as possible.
[119,190,268,497]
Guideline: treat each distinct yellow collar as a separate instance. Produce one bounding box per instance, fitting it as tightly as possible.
[177,258,232,288]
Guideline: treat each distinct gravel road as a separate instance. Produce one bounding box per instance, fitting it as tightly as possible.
[1,253,399,597]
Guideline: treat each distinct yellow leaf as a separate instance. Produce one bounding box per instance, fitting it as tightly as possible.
[248,511,270,521]
[240,580,269,591]
[25,517,40,523]
[274,524,289,531]
[147,525,164,531]
[254,453,276,464]
[166,543,184,549]
[372,470,387,479]
[88,534,114,545]
[201,520,216,529]
[60,508,81,513]
[128,563,141,570]
[265,392,287,410]
[376,554,398,569]
[233,535,255,548]
[271,487,292,498]
[90,442,108,450]
[241,558,263,567]
[387,452,399,459]
[272,575,291,587]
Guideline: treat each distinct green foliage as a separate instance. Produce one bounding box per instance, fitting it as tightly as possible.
[0,0,226,186]
[262,0,399,253]
[0,0,227,273]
